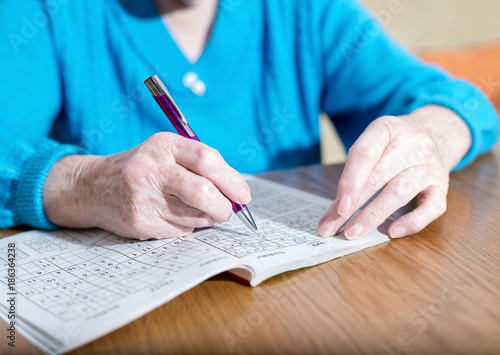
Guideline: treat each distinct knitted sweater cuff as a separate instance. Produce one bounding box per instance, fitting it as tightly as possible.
[396,80,499,171]
[14,144,87,229]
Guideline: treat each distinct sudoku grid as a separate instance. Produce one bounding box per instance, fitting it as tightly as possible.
[2,232,217,321]
[195,205,325,258]
[0,180,330,320]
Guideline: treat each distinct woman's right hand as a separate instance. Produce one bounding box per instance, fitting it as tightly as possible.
[42,132,251,240]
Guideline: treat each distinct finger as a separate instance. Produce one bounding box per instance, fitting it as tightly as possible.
[343,167,428,240]
[162,164,232,224]
[319,191,375,238]
[170,136,251,205]
[161,195,215,228]
[319,164,394,237]
[319,130,420,237]
[388,185,447,238]
[319,182,386,237]
[335,118,392,216]
[318,200,340,237]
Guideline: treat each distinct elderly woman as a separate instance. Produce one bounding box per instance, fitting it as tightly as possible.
[0,0,498,240]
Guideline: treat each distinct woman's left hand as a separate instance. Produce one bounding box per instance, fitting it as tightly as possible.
[318,105,472,240]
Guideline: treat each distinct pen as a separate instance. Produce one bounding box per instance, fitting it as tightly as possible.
[144,75,260,236]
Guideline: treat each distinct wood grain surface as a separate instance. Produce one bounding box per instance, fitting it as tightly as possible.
[1,144,499,355]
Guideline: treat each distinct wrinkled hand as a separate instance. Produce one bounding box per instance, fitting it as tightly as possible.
[43,132,251,240]
[318,105,472,240]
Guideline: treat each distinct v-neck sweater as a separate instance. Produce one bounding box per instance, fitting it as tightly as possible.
[1,0,498,229]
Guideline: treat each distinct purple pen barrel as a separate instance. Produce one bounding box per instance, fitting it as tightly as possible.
[145,75,259,236]
[232,201,244,213]
[153,94,256,230]
[153,95,200,141]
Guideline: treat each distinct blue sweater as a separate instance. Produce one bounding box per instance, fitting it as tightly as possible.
[1,0,498,229]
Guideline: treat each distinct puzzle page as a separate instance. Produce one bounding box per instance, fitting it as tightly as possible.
[0,228,244,354]
[195,176,390,285]
[0,175,391,353]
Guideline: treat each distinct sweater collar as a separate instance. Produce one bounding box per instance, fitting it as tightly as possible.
[111,0,253,100]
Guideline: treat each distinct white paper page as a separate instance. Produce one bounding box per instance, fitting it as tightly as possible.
[0,228,243,354]
[0,175,392,353]
[193,176,391,286]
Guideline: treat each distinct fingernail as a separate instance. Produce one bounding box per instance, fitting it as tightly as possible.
[238,188,251,204]
[390,227,406,238]
[318,220,336,237]
[345,223,363,240]
[337,195,352,216]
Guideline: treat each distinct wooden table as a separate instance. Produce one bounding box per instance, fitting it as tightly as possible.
[2,144,500,355]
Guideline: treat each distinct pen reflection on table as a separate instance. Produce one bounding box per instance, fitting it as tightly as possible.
[144,75,260,236]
